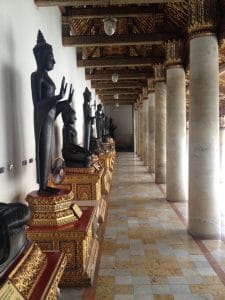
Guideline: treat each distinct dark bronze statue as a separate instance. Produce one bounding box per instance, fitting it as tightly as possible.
[109,117,117,139]
[103,115,110,141]
[95,104,105,142]
[0,203,30,272]
[31,30,71,194]
[61,95,92,167]
[83,87,95,151]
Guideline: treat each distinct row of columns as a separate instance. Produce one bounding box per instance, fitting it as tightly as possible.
[134,1,221,238]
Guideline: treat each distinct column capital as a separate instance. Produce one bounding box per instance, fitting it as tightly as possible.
[220,116,225,128]
[165,39,185,69]
[147,78,155,93]
[142,87,148,100]
[154,63,166,83]
[188,0,217,40]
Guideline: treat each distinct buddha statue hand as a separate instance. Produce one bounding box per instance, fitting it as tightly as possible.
[56,76,67,101]
[68,84,74,104]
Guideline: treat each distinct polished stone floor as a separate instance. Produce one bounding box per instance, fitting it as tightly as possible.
[61,152,225,300]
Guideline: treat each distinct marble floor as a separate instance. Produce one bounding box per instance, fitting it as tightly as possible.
[61,152,225,300]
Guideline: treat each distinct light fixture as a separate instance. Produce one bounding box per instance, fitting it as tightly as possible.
[115,102,119,108]
[103,17,117,36]
[114,93,119,100]
[112,72,119,83]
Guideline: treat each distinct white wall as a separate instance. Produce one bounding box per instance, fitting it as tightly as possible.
[105,104,134,150]
[0,0,94,202]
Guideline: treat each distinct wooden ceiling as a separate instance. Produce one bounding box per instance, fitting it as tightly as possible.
[35,0,225,112]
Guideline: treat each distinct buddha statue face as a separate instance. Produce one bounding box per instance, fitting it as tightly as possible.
[41,48,55,71]
[97,104,102,111]
[62,104,76,125]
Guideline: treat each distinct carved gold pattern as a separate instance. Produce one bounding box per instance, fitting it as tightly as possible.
[9,243,47,298]
[49,165,103,202]
[154,63,166,82]
[188,0,217,39]
[43,253,67,300]
[165,39,184,68]
[26,208,98,287]
[26,190,77,226]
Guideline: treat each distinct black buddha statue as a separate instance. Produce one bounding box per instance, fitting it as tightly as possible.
[0,203,30,274]
[83,87,95,151]
[31,30,72,194]
[95,104,105,142]
[61,96,92,167]
[109,117,117,139]
[103,115,110,142]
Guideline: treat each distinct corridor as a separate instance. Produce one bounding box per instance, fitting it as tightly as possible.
[95,152,225,300]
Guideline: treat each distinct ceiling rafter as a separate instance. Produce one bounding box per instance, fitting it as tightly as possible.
[35,0,185,7]
[62,6,163,19]
[63,33,180,47]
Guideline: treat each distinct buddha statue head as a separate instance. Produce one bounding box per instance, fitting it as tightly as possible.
[62,102,76,125]
[33,30,55,71]
[83,87,91,103]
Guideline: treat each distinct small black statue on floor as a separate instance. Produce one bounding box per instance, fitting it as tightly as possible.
[95,104,105,142]
[61,93,92,167]
[31,30,71,194]
[0,203,30,271]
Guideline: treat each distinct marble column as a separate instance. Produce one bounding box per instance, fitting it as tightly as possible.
[188,2,220,238]
[220,116,225,182]
[148,91,155,173]
[134,106,138,154]
[139,103,144,160]
[166,40,187,202]
[143,99,149,166]
[154,64,166,183]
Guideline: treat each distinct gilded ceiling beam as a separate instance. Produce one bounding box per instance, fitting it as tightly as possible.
[77,57,160,67]
[86,72,151,80]
[63,33,178,47]
[103,101,135,105]
[91,81,145,89]
[63,7,163,19]
[99,94,137,100]
[35,0,184,7]
[96,89,141,95]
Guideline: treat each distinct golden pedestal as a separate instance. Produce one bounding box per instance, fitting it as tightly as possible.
[26,208,99,287]
[99,152,112,195]
[0,242,67,300]
[49,164,106,223]
[26,190,77,226]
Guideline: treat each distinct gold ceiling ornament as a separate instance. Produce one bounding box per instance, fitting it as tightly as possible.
[165,1,189,28]
[154,63,166,82]
[165,39,185,68]
[188,0,217,40]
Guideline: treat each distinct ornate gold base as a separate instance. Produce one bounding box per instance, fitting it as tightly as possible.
[0,242,67,300]
[26,208,98,287]
[49,164,103,202]
[99,152,113,195]
[26,190,77,226]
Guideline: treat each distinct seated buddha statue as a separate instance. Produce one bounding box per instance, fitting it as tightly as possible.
[62,99,92,168]
[0,203,30,275]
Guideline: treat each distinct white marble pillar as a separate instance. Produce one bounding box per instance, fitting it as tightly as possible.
[188,35,220,238]
[166,66,187,202]
[155,81,166,183]
[143,99,149,166]
[139,104,144,159]
[134,107,137,154]
[148,92,155,173]
[220,116,225,182]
